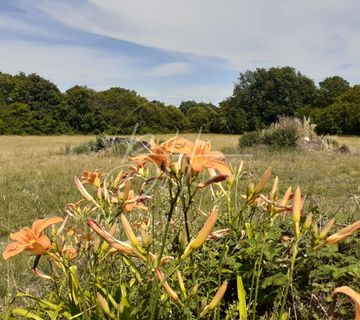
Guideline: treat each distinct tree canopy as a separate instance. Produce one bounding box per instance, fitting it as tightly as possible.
[0,69,357,135]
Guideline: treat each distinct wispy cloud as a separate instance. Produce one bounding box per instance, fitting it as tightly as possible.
[152,62,191,77]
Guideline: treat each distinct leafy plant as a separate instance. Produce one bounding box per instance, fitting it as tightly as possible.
[2,136,360,319]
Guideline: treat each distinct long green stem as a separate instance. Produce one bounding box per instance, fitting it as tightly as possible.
[158,186,181,261]
[182,187,198,242]
[252,232,268,320]
[150,184,181,320]
[279,237,300,318]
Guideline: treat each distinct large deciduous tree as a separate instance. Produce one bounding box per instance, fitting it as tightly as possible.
[221,67,317,132]
[312,85,360,135]
[316,76,350,108]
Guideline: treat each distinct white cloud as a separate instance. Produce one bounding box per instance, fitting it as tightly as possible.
[152,62,190,77]
[31,0,360,83]
[0,40,142,90]
[0,40,229,105]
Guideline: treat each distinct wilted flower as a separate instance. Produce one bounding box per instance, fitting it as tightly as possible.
[3,217,64,260]
[197,175,228,189]
[207,229,229,240]
[62,244,78,260]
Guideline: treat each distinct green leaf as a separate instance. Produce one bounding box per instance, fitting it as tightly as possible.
[69,265,80,306]
[237,275,247,320]
[12,308,44,320]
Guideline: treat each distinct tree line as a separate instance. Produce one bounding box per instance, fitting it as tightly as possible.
[0,67,359,135]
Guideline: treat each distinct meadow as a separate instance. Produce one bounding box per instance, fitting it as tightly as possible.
[1,134,360,317]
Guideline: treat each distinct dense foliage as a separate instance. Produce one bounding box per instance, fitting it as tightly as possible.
[0,68,359,135]
[0,72,186,135]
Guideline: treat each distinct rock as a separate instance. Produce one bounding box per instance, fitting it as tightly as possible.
[336,144,351,154]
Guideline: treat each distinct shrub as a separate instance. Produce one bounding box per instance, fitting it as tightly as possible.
[262,122,299,148]
[239,117,338,150]
[239,130,263,147]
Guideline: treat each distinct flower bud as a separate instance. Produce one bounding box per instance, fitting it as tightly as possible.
[254,167,271,194]
[318,218,335,240]
[97,292,111,315]
[120,214,143,252]
[200,282,227,317]
[181,210,219,260]
[292,186,302,238]
[325,219,360,245]
[303,213,313,231]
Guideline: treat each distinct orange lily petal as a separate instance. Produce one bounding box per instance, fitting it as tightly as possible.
[206,160,232,178]
[32,217,64,238]
[162,137,194,154]
[2,242,27,260]
[9,228,33,244]
[27,234,51,255]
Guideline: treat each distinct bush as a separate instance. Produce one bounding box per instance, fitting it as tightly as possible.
[262,118,299,148]
[239,130,263,147]
[71,135,149,156]
[239,117,337,150]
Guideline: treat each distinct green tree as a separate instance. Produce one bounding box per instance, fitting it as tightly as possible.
[316,76,350,108]
[9,72,62,110]
[311,85,360,135]
[179,100,198,115]
[94,87,148,134]
[222,67,317,131]
[62,86,102,133]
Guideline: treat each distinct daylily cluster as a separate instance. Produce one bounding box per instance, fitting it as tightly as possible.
[130,136,232,179]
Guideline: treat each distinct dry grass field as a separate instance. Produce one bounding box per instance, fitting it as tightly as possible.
[1,134,360,306]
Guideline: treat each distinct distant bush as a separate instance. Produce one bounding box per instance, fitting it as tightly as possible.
[239,130,263,147]
[239,117,338,150]
[261,117,300,149]
[72,135,150,156]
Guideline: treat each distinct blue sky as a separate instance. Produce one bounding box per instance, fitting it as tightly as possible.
[0,0,359,106]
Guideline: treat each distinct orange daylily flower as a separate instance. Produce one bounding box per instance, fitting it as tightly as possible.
[81,169,104,188]
[332,286,360,320]
[163,137,232,177]
[2,217,64,260]
[130,141,170,171]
